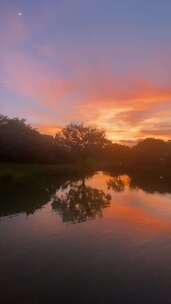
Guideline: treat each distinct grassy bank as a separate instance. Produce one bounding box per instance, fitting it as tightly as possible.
[0,162,88,185]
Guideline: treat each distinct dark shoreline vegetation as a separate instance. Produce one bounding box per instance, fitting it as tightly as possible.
[1,114,171,219]
[0,113,171,184]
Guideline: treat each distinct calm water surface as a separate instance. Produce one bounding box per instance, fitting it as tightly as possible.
[1,171,171,303]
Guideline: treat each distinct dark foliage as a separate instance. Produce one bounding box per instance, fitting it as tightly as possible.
[0,114,171,169]
[131,138,171,169]
[0,115,67,163]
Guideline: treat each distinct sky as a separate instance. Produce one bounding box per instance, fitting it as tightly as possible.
[1,0,171,143]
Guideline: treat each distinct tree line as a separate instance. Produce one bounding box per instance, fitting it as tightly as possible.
[0,114,171,170]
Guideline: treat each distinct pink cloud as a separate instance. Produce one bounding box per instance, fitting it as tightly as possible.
[2,9,171,141]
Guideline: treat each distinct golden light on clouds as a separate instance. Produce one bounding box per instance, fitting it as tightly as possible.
[1,1,171,143]
[2,14,171,143]
[35,124,61,136]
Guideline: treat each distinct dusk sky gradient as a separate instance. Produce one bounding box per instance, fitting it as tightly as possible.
[1,0,171,143]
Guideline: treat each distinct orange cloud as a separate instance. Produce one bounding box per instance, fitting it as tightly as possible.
[2,12,171,141]
[34,123,61,136]
[4,52,171,141]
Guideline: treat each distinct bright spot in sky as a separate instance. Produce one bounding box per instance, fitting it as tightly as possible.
[18,12,23,16]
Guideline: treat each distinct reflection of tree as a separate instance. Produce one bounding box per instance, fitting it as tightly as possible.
[129,171,171,194]
[107,175,130,192]
[52,179,111,223]
[107,177,125,192]
[107,170,171,194]
[0,176,66,218]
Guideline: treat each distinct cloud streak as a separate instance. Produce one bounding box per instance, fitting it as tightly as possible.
[1,4,171,141]
[3,49,171,141]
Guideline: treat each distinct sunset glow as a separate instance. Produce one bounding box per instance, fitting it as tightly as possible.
[1,1,171,142]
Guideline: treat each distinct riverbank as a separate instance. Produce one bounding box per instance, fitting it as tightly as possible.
[1,161,171,184]
[0,162,90,185]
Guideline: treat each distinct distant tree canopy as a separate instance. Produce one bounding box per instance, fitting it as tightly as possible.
[0,114,171,169]
[0,115,57,163]
[0,115,112,164]
[131,138,171,168]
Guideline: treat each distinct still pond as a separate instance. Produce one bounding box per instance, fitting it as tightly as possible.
[1,171,171,303]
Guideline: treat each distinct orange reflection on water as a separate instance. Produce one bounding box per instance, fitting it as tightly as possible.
[91,172,171,235]
[105,201,171,234]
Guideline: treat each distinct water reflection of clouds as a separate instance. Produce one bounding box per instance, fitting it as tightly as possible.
[1,171,171,236]
[50,172,171,235]
[52,177,111,224]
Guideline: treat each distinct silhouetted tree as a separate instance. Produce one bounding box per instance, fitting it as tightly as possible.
[0,114,59,163]
[1,114,171,171]
[131,138,168,168]
[55,123,111,164]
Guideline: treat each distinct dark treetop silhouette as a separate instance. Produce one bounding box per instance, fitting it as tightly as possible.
[1,114,171,172]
